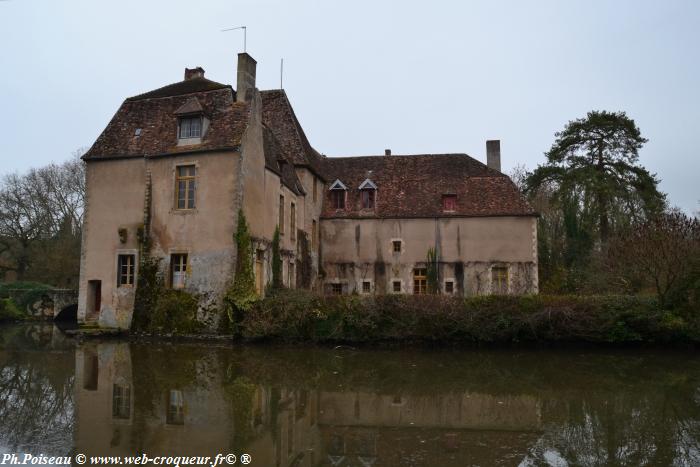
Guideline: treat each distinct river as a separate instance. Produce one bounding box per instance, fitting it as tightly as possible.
[0,323,698,466]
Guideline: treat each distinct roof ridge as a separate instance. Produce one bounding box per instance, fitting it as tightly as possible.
[127,77,232,101]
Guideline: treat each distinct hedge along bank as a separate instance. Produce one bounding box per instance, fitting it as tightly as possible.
[237,290,700,345]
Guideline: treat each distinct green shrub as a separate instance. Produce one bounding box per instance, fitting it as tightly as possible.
[150,289,201,334]
[0,298,24,321]
[238,290,699,345]
[0,281,53,312]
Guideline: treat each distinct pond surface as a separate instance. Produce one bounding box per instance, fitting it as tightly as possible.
[1,323,699,466]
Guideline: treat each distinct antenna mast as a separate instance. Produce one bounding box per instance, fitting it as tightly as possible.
[221,26,247,52]
[280,58,284,89]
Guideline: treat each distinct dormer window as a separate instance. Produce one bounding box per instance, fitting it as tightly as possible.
[178,116,202,139]
[329,179,347,210]
[442,194,457,212]
[359,178,377,210]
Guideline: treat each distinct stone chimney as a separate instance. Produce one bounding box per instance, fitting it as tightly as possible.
[385,149,391,156]
[236,53,257,103]
[184,67,205,80]
[486,140,501,172]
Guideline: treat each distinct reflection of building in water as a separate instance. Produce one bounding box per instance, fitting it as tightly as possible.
[74,343,322,466]
[316,391,542,467]
[74,344,542,466]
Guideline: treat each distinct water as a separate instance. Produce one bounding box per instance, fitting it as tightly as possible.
[1,323,699,466]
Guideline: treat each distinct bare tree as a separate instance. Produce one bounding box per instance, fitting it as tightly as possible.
[609,211,700,306]
[0,151,85,283]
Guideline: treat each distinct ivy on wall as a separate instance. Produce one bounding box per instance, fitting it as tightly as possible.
[271,226,282,291]
[222,210,258,334]
[427,247,439,294]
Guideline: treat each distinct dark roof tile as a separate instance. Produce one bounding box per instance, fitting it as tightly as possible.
[321,154,535,218]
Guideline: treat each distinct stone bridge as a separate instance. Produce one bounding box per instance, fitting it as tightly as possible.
[4,288,79,321]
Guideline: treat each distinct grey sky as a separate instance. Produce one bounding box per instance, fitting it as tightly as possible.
[1,0,698,213]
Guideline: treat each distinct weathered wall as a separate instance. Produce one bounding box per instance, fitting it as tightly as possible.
[78,148,243,329]
[295,168,324,290]
[78,157,146,327]
[147,150,242,325]
[320,216,538,295]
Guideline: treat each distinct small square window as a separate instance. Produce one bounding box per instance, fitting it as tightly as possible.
[442,194,457,212]
[445,280,454,294]
[331,283,343,295]
[392,240,402,253]
[392,281,401,293]
[179,116,202,139]
[362,281,371,293]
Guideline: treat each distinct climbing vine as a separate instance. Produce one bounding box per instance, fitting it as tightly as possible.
[298,229,312,289]
[427,247,439,294]
[271,226,282,291]
[222,210,258,334]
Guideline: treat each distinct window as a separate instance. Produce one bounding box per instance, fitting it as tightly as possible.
[413,268,427,295]
[492,266,509,295]
[112,384,131,420]
[442,194,457,212]
[170,254,188,289]
[331,283,342,295]
[279,195,285,234]
[288,261,295,288]
[290,202,296,240]
[362,281,371,293]
[313,177,318,202]
[175,165,196,210]
[117,254,135,287]
[83,351,98,391]
[392,280,402,293]
[392,240,402,253]
[166,390,185,425]
[331,189,345,209]
[178,116,201,139]
[444,280,454,294]
[312,220,317,250]
[361,189,375,209]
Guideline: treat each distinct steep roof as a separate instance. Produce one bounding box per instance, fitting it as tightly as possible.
[83,82,249,160]
[260,90,326,180]
[321,154,535,218]
[262,125,305,195]
[127,76,231,101]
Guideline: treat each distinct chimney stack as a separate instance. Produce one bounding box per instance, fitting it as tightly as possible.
[486,140,501,172]
[236,53,257,103]
[385,149,391,156]
[184,67,205,80]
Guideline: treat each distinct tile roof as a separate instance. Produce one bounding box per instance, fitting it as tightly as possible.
[83,83,249,160]
[260,90,326,180]
[321,154,536,218]
[262,125,305,195]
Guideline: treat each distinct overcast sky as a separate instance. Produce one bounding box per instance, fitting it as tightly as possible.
[1,0,698,213]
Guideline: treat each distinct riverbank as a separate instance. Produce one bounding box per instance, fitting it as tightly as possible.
[236,290,699,346]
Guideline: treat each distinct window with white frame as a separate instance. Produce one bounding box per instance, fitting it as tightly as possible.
[178,116,202,139]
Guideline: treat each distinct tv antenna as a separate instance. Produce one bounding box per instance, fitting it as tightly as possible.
[221,26,247,52]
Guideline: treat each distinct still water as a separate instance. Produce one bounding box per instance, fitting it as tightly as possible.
[0,323,699,466]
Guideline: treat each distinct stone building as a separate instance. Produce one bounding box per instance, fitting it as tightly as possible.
[78,53,537,329]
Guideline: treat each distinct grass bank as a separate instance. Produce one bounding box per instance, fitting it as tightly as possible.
[238,290,699,345]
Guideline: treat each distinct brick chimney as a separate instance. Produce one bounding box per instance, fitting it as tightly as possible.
[384,149,391,156]
[236,53,257,103]
[486,140,501,172]
[184,67,205,80]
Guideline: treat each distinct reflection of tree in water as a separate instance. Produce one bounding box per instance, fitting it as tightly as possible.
[0,327,74,455]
